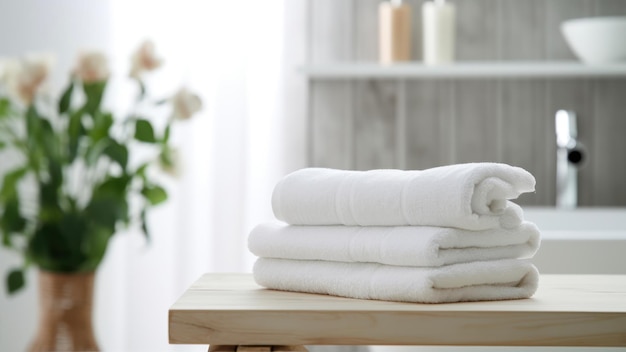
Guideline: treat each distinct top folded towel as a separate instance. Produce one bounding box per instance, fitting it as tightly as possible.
[272,163,535,230]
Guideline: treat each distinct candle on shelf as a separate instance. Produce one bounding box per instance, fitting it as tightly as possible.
[422,0,456,65]
[379,0,412,64]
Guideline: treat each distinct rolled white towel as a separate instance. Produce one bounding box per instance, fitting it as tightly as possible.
[253,258,539,304]
[248,222,540,267]
[272,163,535,230]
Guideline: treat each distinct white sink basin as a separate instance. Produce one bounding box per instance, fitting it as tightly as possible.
[524,206,626,239]
[523,207,626,274]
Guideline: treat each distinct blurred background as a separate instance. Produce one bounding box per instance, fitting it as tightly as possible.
[1,0,625,351]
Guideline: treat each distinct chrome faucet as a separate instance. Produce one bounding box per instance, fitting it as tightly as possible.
[555,110,585,208]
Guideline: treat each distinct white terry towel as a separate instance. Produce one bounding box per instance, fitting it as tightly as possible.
[248,222,541,267]
[253,258,539,304]
[271,163,536,230]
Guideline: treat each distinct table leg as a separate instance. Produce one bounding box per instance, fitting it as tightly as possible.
[208,346,308,352]
[208,345,237,351]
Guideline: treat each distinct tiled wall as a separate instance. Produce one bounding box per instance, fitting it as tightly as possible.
[307,0,626,206]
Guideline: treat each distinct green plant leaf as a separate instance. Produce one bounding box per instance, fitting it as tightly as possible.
[27,222,82,272]
[135,163,149,181]
[6,269,25,295]
[89,112,114,143]
[103,139,128,170]
[134,119,156,143]
[48,159,63,187]
[39,181,58,208]
[59,212,87,254]
[25,105,41,149]
[83,81,107,115]
[25,104,38,126]
[85,138,110,166]
[1,230,10,247]
[0,98,10,117]
[27,113,63,206]
[80,226,112,271]
[26,227,53,270]
[68,109,85,161]
[1,197,27,235]
[93,175,130,197]
[23,106,47,173]
[1,196,27,248]
[87,176,131,230]
[38,202,63,223]
[162,123,171,144]
[39,118,58,157]
[85,196,127,232]
[85,137,128,170]
[0,167,28,201]
[58,81,74,114]
[141,185,167,206]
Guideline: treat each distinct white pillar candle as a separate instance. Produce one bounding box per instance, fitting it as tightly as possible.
[422,0,456,65]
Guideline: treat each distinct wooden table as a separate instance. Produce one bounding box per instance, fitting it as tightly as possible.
[169,274,626,351]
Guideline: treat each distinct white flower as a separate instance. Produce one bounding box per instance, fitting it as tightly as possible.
[2,54,54,104]
[171,87,202,120]
[129,40,163,79]
[74,51,109,83]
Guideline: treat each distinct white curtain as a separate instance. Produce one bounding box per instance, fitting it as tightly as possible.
[0,0,308,351]
[100,0,308,351]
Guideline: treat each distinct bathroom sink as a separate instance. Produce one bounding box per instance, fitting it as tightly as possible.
[523,207,626,274]
[524,206,626,238]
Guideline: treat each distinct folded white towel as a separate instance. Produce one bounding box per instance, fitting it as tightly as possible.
[271,163,535,230]
[253,258,539,303]
[248,222,541,267]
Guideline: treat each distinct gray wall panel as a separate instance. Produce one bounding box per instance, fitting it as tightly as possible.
[310,81,354,168]
[499,0,546,60]
[354,80,397,170]
[593,0,626,16]
[455,0,499,60]
[306,0,626,206]
[405,80,454,170]
[500,80,548,205]
[592,79,626,205]
[309,0,354,168]
[545,0,593,60]
[453,80,499,163]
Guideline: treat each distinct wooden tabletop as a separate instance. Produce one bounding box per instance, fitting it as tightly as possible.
[169,274,626,347]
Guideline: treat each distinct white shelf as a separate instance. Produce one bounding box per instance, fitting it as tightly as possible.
[300,61,626,79]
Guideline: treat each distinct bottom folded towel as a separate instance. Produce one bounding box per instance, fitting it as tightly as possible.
[253,258,539,304]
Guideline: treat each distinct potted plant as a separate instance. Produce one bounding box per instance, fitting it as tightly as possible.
[0,40,201,351]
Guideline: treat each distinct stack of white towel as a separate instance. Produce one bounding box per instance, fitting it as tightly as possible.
[248,163,541,303]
